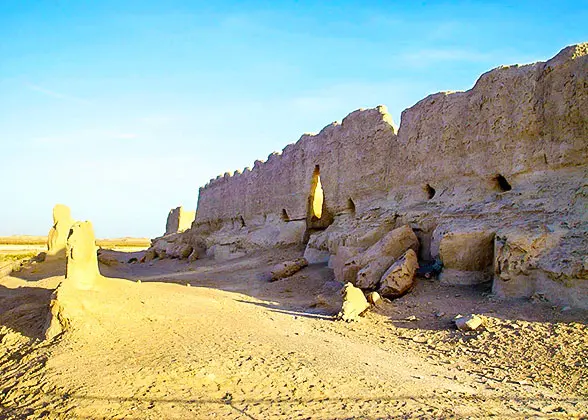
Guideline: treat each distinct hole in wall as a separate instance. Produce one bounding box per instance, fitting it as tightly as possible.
[309,165,324,220]
[281,209,290,222]
[347,198,356,215]
[238,216,246,228]
[424,184,436,200]
[304,164,334,244]
[493,174,512,192]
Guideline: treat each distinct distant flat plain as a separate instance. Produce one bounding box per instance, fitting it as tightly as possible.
[0,235,150,258]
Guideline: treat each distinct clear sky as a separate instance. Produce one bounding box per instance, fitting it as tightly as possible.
[0,1,586,238]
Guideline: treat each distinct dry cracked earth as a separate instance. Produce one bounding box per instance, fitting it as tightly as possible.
[0,248,587,419]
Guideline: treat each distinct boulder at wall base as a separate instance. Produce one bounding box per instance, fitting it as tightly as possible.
[188,248,199,262]
[337,282,370,322]
[343,225,419,289]
[355,257,393,289]
[438,230,495,285]
[332,246,364,283]
[303,246,330,264]
[179,244,193,259]
[156,249,167,259]
[142,248,157,262]
[378,249,419,299]
[270,258,308,281]
[357,225,419,268]
[341,260,362,284]
[97,250,118,266]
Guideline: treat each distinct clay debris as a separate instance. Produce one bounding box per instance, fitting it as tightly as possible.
[337,282,370,322]
[356,225,419,268]
[270,258,308,281]
[356,257,393,289]
[366,291,382,306]
[143,233,204,262]
[336,225,419,293]
[454,314,484,331]
[378,249,419,298]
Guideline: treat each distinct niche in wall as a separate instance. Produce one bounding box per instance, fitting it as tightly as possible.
[281,209,290,222]
[493,174,512,192]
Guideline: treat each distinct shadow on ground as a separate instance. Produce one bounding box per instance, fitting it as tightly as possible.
[98,247,588,330]
[0,284,52,340]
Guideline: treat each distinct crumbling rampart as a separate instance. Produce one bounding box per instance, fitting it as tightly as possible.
[195,44,587,229]
[158,44,587,308]
[196,106,397,226]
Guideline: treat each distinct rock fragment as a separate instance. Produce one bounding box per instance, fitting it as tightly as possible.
[367,291,382,305]
[454,314,484,331]
[349,225,419,289]
[356,257,393,289]
[332,246,364,283]
[357,225,419,268]
[337,283,370,322]
[188,248,199,262]
[142,248,157,262]
[378,249,419,298]
[270,258,308,281]
[438,230,495,285]
[179,244,193,259]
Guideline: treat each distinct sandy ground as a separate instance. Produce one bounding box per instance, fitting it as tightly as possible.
[0,248,587,419]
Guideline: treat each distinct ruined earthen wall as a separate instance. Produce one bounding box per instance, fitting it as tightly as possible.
[396,44,588,185]
[196,107,397,225]
[166,206,196,235]
[195,44,588,227]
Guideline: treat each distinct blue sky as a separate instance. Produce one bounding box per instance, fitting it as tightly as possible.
[1,1,586,238]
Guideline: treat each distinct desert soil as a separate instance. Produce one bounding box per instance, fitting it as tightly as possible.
[0,248,587,419]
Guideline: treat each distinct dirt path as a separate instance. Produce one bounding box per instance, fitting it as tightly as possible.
[1,250,587,418]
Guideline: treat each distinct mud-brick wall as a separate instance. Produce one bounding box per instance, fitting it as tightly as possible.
[195,44,588,228]
[195,107,398,226]
[396,44,588,187]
